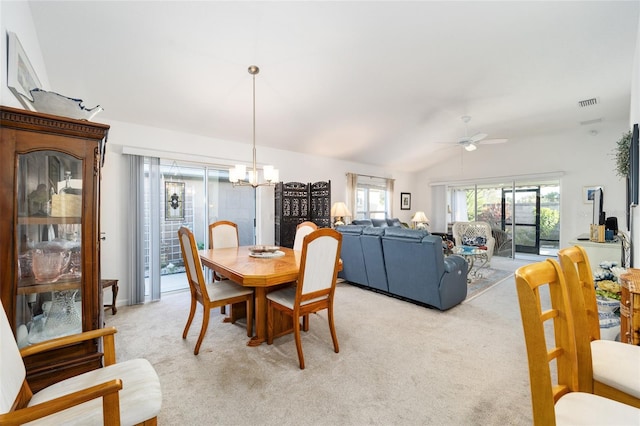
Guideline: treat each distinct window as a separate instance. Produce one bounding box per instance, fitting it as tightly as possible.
[355,175,390,219]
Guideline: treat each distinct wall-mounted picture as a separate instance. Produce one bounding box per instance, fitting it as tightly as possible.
[583,185,603,204]
[401,192,411,210]
[165,181,185,221]
[7,31,41,110]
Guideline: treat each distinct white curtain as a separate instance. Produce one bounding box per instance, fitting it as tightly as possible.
[451,189,469,222]
[127,155,161,304]
[386,178,394,218]
[346,172,358,222]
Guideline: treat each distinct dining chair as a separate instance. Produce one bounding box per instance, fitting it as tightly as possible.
[514,259,640,425]
[266,228,342,369]
[293,221,318,251]
[178,226,253,355]
[558,245,640,408]
[208,220,240,314]
[0,299,162,425]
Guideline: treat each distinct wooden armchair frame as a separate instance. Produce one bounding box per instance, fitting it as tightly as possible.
[0,325,158,425]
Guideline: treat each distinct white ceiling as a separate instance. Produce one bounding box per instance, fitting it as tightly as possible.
[28,1,639,172]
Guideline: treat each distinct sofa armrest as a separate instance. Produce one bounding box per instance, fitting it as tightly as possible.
[443,255,466,273]
[335,224,367,235]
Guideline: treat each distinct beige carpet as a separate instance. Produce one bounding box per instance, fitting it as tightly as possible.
[106,256,534,425]
[465,267,513,302]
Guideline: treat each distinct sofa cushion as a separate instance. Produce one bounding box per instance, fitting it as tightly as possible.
[382,227,429,241]
[371,218,388,228]
[362,226,386,236]
[335,224,366,235]
[361,227,389,292]
[386,218,403,227]
[351,219,373,226]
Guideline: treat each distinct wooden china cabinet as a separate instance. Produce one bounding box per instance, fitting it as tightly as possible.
[0,106,109,392]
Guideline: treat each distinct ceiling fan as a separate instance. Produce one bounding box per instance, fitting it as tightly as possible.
[452,116,508,151]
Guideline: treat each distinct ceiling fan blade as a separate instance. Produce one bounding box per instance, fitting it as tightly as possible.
[469,133,488,143]
[477,138,508,145]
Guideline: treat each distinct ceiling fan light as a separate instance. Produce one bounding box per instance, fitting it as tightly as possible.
[464,143,477,152]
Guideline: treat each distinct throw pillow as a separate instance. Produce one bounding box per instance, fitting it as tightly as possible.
[462,236,487,248]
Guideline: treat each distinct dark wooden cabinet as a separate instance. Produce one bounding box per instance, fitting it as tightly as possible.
[275,180,330,248]
[0,106,109,391]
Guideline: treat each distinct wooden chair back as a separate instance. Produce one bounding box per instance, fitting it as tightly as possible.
[557,245,600,340]
[208,221,239,249]
[293,221,318,251]
[296,228,342,307]
[515,259,579,425]
[179,226,210,301]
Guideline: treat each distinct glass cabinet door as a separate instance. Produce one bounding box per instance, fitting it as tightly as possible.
[15,150,83,348]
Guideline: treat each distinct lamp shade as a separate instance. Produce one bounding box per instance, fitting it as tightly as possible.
[331,202,351,218]
[411,211,429,223]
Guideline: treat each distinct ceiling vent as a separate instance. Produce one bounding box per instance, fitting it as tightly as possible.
[580,117,603,126]
[578,97,599,108]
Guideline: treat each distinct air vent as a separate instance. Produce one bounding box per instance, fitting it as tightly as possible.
[578,97,599,107]
[580,118,603,126]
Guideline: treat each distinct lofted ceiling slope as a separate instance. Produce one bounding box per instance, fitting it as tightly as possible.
[27,1,640,172]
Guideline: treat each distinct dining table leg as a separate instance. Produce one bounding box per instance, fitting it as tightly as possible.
[248,287,268,347]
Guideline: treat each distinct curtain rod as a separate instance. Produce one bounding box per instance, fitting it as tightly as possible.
[428,171,564,187]
[348,172,395,181]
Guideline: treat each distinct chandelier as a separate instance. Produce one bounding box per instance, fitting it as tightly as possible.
[229,65,279,187]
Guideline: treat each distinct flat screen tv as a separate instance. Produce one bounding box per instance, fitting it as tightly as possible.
[628,123,640,232]
[630,123,640,207]
[592,186,604,225]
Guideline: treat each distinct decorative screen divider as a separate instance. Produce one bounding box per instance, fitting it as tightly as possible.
[275,180,331,248]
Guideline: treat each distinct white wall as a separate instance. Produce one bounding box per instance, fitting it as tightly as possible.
[0,1,50,107]
[418,121,630,250]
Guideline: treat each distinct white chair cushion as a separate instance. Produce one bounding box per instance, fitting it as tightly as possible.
[27,358,161,425]
[591,339,640,399]
[0,301,26,414]
[205,280,253,302]
[266,286,327,310]
[555,391,640,425]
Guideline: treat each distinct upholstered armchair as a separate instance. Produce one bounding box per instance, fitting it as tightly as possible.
[452,221,496,262]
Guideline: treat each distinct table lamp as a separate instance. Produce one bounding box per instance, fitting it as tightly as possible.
[411,211,429,230]
[331,202,351,227]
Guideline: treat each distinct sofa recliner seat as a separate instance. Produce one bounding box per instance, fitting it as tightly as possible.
[336,225,468,310]
[361,226,388,291]
[336,225,369,286]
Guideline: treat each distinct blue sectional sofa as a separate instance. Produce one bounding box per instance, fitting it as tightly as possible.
[335,225,468,310]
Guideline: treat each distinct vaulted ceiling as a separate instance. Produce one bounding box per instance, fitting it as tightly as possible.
[28,1,639,172]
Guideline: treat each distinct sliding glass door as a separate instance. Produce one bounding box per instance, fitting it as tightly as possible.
[447,180,559,257]
[144,160,256,296]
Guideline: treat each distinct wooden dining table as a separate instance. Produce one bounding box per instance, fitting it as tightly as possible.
[198,246,302,346]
